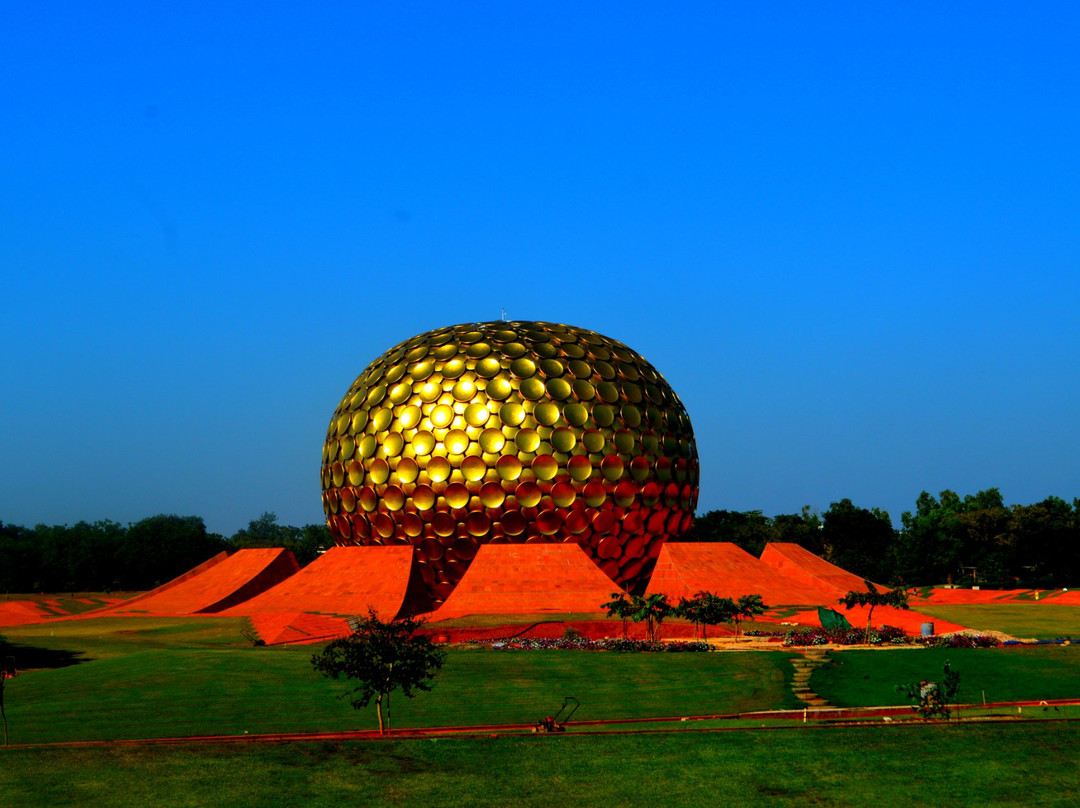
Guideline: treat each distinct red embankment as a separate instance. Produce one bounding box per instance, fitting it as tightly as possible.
[0,601,56,627]
[241,612,351,646]
[759,543,878,597]
[1046,589,1080,604]
[645,543,836,605]
[219,546,415,622]
[432,544,622,619]
[103,549,299,616]
[93,551,231,613]
[785,604,968,635]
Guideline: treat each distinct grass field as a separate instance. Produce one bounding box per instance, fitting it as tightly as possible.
[0,617,798,744]
[811,644,1080,709]
[913,603,1080,639]
[4,607,1080,807]
[3,724,1079,807]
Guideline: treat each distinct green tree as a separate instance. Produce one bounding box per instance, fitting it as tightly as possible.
[684,510,777,556]
[838,581,909,644]
[231,512,326,566]
[822,499,895,582]
[730,594,767,641]
[899,660,961,720]
[628,594,673,642]
[1,647,14,745]
[601,592,633,638]
[311,610,446,734]
[677,592,737,639]
[773,507,825,555]
[122,515,226,590]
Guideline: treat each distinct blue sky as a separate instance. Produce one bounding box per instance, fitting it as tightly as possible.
[3,3,1079,536]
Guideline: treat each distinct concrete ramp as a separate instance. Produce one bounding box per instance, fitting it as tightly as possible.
[645,542,833,605]
[104,548,300,616]
[759,543,875,597]
[433,543,620,619]
[219,545,416,622]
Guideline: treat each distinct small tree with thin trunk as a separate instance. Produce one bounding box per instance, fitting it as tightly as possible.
[1,652,15,746]
[629,593,672,642]
[838,581,909,644]
[311,609,446,734]
[731,594,767,641]
[677,592,737,639]
[601,592,633,638]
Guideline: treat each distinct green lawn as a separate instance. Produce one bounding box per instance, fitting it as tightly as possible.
[1,617,799,744]
[3,724,1079,807]
[812,645,1080,708]
[914,604,1080,639]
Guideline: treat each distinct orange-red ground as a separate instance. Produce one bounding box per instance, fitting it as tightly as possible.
[6,541,1077,642]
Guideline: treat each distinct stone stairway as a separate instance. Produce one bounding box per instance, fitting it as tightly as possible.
[790,648,830,707]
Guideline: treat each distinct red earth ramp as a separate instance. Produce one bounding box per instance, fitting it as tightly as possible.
[758,543,877,598]
[432,543,621,619]
[645,543,837,606]
[0,601,56,627]
[218,545,415,622]
[103,549,299,616]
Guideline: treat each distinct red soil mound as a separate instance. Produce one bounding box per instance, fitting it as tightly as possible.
[219,546,416,622]
[103,549,299,616]
[759,543,876,597]
[786,605,968,635]
[432,544,620,619]
[1044,589,1080,604]
[243,612,351,646]
[645,543,836,606]
[0,601,55,627]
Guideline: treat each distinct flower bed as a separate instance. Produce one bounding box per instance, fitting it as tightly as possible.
[476,637,713,652]
[781,625,1002,647]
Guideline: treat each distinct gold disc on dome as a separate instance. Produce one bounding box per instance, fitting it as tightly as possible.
[464,403,490,427]
[461,455,487,481]
[534,402,560,426]
[515,428,540,453]
[510,357,536,378]
[429,404,455,429]
[546,378,572,400]
[452,379,477,401]
[499,402,526,426]
[419,382,441,402]
[372,408,393,431]
[551,427,577,453]
[520,378,545,400]
[383,432,404,457]
[445,429,470,454]
[399,405,423,429]
[496,454,523,480]
[442,358,467,379]
[476,357,501,378]
[479,428,506,453]
[486,376,513,400]
[412,431,436,456]
[396,457,420,484]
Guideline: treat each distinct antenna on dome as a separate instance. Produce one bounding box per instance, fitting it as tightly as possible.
[501,307,509,322]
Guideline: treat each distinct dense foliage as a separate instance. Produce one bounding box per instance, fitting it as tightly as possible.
[0,512,330,593]
[3,487,1078,591]
[311,610,446,733]
[686,489,1080,587]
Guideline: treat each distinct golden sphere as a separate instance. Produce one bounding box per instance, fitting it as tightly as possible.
[321,321,698,607]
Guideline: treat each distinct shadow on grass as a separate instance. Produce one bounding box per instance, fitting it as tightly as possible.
[0,639,86,670]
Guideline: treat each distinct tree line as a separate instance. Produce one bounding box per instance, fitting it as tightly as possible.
[685,488,1080,588]
[3,487,1078,593]
[0,512,330,594]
